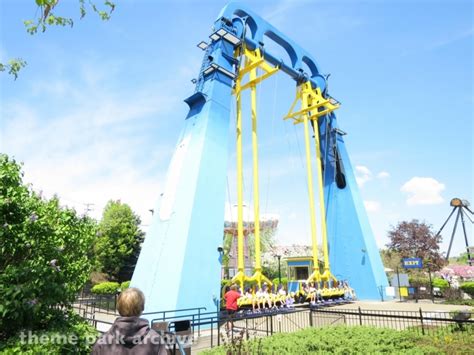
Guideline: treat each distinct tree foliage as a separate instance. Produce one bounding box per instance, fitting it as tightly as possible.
[1,0,115,79]
[379,249,402,271]
[449,252,470,265]
[0,154,97,339]
[95,200,144,282]
[386,219,446,271]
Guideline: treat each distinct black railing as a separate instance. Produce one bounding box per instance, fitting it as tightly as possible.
[146,306,473,349]
[310,307,474,338]
[73,290,473,352]
[73,290,119,317]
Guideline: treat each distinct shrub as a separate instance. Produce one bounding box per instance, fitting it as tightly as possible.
[221,279,231,288]
[202,326,439,354]
[460,282,474,297]
[443,299,474,307]
[120,281,131,291]
[0,311,98,354]
[409,275,430,286]
[0,154,97,339]
[272,277,288,288]
[91,281,120,295]
[432,277,449,289]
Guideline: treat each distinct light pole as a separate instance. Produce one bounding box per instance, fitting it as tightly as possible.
[275,255,282,285]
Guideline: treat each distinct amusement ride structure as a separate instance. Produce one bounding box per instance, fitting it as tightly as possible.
[131,3,389,315]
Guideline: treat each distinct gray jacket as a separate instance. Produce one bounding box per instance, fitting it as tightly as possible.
[92,317,168,355]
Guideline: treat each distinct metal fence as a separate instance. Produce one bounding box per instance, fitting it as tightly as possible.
[146,306,473,350]
[72,289,473,351]
[73,290,119,318]
[310,307,474,339]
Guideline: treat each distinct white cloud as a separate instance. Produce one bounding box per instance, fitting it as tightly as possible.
[377,171,390,179]
[364,200,381,212]
[401,177,445,205]
[355,165,373,187]
[0,61,184,228]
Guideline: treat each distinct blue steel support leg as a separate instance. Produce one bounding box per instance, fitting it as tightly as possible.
[321,115,389,300]
[131,39,236,315]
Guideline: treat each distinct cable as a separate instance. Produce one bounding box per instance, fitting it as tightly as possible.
[264,72,279,215]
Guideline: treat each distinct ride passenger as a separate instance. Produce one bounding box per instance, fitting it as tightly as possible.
[261,283,273,308]
[309,283,316,303]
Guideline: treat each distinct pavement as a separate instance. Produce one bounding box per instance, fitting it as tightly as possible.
[332,299,473,312]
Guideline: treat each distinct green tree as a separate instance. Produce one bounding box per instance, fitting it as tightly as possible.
[95,200,144,282]
[0,154,97,339]
[221,232,234,279]
[449,252,469,265]
[380,249,402,271]
[1,0,115,79]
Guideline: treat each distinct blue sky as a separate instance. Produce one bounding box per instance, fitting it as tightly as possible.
[1,0,472,256]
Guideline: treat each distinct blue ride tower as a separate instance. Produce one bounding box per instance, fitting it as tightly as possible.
[131,3,390,316]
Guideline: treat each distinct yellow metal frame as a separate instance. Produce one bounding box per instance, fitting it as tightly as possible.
[231,47,279,290]
[230,47,338,289]
[285,81,340,284]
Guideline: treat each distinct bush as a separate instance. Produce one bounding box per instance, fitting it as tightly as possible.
[120,281,131,291]
[432,277,449,289]
[91,281,120,295]
[0,311,98,354]
[221,279,231,288]
[202,326,440,354]
[409,275,430,286]
[272,277,288,288]
[460,282,474,297]
[0,155,97,339]
[444,299,474,307]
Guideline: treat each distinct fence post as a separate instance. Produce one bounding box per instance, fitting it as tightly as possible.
[309,308,314,327]
[270,314,274,335]
[358,307,363,326]
[211,317,214,348]
[199,308,202,336]
[419,308,425,335]
[246,318,249,340]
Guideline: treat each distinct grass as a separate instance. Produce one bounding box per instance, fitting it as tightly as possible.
[442,299,474,307]
[202,325,473,354]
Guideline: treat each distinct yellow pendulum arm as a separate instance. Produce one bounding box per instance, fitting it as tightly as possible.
[313,119,332,281]
[249,67,272,288]
[251,67,262,274]
[302,105,321,283]
[230,47,278,289]
[233,72,246,290]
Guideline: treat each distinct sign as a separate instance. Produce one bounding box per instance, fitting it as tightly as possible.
[390,274,409,287]
[386,286,395,297]
[400,287,408,297]
[402,258,423,269]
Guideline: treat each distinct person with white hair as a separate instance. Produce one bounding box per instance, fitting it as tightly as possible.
[92,287,168,354]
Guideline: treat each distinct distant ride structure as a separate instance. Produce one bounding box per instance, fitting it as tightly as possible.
[436,198,473,265]
[223,208,279,279]
[131,2,389,316]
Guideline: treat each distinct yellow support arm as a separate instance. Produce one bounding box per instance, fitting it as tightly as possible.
[231,72,247,290]
[231,46,278,289]
[302,106,321,283]
[313,118,331,279]
[249,66,272,288]
[285,81,340,284]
